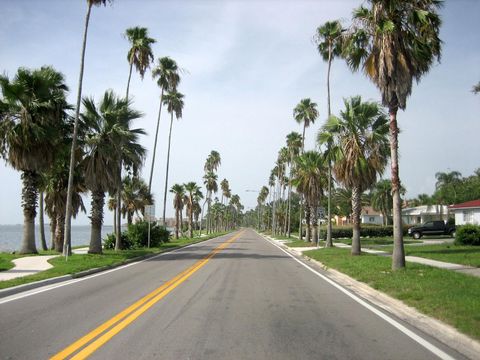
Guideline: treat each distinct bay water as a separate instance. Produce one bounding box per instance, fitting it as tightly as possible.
[0,224,115,252]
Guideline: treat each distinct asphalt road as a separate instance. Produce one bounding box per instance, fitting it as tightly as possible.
[0,229,467,359]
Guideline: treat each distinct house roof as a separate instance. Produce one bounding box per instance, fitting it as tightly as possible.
[449,199,480,210]
[401,205,448,215]
[361,206,382,216]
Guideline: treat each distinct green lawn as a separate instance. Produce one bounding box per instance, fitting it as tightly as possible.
[284,239,324,247]
[335,237,421,246]
[376,244,480,268]
[0,232,230,290]
[304,247,480,340]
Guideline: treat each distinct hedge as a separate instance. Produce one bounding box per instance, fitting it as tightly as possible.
[454,224,480,246]
[103,221,170,249]
[319,225,412,240]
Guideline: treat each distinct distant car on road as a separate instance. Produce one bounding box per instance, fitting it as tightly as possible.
[407,220,456,239]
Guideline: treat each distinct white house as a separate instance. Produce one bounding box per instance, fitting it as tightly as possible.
[361,206,384,225]
[401,205,449,225]
[448,199,480,225]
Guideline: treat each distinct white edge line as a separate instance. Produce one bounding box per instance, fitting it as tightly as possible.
[262,235,456,360]
[0,234,230,305]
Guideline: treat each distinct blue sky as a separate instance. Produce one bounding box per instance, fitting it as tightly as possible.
[0,0,479,225]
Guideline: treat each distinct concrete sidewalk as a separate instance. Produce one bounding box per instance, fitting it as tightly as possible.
[0,247,89,281]
[287,240,480,278]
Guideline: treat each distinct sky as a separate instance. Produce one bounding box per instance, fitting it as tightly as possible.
[0,0,479,226]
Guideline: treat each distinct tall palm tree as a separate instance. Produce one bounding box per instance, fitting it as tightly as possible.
[0,66,69,254]
[370,179,406,225]
[285,132,302,237]
[124,26,156,100]
[343,0,442,268]
[203,171,218,234]
[293,98,319,151]
[435,171,462,204]
[81,90,144,253]
[161,90,185,225]
[170,184,185,239]
[65,0,112,257]
[149,57,181,193]
[315,20,344,247]
[319,96,390,255]
[220,179,230,205]
[292,151,327,244]
[293,98,318,240]
[203,150,221,232]
[184,182,201,238]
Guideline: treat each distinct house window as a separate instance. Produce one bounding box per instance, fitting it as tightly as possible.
[463,211,474,224]
[369,217,375,222]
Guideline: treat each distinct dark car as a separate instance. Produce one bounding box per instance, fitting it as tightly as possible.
[407,220,456,239]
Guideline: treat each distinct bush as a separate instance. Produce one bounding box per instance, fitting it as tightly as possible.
[103,233,133,250]
[455,224,480,246]
[320,225,412,239]
[126,221,170,248]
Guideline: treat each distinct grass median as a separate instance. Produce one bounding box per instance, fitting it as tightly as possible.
[303,247,480,340]
[372,244,480,267]
[0,231,230,290]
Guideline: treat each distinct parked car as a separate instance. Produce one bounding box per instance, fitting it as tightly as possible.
[407,220,456,239]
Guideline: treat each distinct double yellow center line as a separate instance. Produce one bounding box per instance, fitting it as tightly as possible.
[51,231,243,360]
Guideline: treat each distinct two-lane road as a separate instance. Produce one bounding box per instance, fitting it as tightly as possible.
[0,229,466,359]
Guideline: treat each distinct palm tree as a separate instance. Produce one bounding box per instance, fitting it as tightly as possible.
[161,90,185,225]
[81,90,144,253]
[435,171,462,204]
[204,150,221,172]
[319,96,390,255]
[170,184,185,239]
[343,0,442,268]
[220,179,230,205]
[293,98,318,240]
[315,20,344,247]
[472,81,480,94]
[0,66,69,254]
[149,57,181,193]
[203,171,218,233]
[293,98,319,151]
[184,182,201,238]
[124,26,156,99]
[121,176,152,226]
[292,151,327,244]
[285,132,302,237]
[65,0,112,257]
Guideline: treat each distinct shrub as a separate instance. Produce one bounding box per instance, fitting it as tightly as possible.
[455,224,480,246]
[320,225,412,239]
[103,233,133,250]
[126,221,170,248]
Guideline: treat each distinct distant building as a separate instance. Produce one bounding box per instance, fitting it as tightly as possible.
[360,206,384,225]
[401,205,449,225]
[448,199,480,225]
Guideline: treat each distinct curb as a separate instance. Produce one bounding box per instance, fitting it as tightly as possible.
[260,233,480,360]
[0,234,227,299]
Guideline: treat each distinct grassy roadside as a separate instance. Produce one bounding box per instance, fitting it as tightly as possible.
[0,231,230,290]
[303,247,480,340]
[376,244,480,267]
[336,237,421,246]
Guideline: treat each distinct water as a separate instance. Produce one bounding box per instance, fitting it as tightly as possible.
[0,224,115,252]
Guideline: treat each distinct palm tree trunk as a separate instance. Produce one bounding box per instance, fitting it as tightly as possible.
[50,218,56,250]
[189,201,193,238]
[287,162,293,237]
[148,89,164,193]
[351,185,361,256]
[55,213,65,253]
[126,62,133,100]
[311,204,318,245]
[326,45,334,248]
[115,163,122,251]
[39,192,47,251]
[175,209,179,239]
[89,189,104,254]
[162,113,174,225]
[305,202,311,243]
[64,2,93,257]
[326,162,333,247]
[19,171,38,254]
[389,108,406,269]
